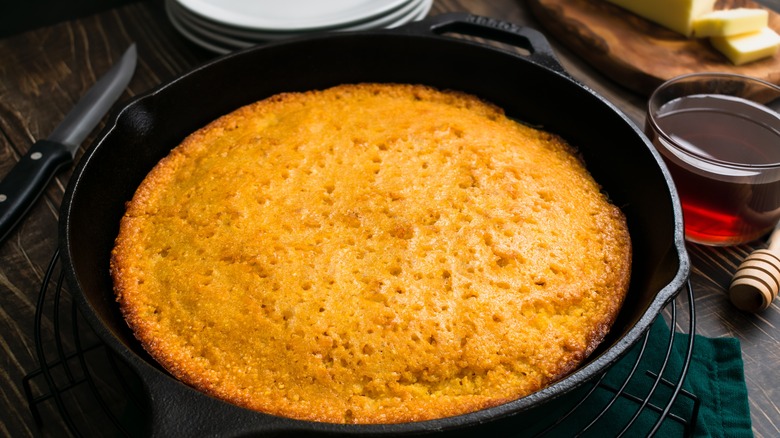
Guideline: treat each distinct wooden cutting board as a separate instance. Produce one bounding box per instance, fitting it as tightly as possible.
[527,0,780,95]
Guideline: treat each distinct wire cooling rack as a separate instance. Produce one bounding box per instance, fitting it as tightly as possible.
[23,250,699,437]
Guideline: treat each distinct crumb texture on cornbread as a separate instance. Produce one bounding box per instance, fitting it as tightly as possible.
[110,83,631,424]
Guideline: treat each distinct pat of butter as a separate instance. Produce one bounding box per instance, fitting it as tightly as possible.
[710,27,780,65]
[693,8,769,37]
[605,0,715,36]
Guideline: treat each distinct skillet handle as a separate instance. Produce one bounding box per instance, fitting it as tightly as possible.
[400,12,568,76]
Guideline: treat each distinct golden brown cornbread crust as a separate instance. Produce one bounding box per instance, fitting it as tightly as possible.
[110,83,631,424]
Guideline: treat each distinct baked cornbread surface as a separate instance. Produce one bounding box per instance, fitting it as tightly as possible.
[111,83,631,424]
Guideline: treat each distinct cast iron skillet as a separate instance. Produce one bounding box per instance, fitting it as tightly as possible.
[60,13,689,437]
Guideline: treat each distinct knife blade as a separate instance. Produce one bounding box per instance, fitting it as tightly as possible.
[0,44,137,245]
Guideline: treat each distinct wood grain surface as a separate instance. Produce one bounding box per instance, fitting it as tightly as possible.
[0,0,778,436]
[528,0,780,94]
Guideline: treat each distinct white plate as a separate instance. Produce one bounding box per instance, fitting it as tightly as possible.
[168,0,431,54]
[176,0,410,31]
[166,0,233,54]
[173,0,424,42]
[168,0,255,48]
[341,0,429,31]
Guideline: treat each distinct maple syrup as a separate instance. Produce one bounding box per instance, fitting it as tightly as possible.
[650,93,780,245]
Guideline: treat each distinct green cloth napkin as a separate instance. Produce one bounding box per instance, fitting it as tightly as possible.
[506,317,753,437]
[674,325,753,438]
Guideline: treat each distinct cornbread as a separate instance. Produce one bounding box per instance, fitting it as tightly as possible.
[111,83,631,424]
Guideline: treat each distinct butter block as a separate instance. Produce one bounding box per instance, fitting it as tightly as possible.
[710,27,780,65]
[693,8,769,37]
[605,0,716,36]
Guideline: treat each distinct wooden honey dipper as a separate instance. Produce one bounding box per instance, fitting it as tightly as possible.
[729,226,780,312]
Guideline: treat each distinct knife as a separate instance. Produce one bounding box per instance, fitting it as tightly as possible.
[0,44,137,245]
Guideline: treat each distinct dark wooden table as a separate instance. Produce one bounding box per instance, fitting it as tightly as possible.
[1,1,778,436]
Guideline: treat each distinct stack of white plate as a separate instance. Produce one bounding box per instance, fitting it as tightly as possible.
[166,0,434,54]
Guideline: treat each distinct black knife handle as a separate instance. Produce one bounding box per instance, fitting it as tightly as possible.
[0,140,73,244]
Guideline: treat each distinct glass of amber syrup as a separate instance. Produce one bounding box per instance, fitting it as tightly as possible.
[647,73,780,246]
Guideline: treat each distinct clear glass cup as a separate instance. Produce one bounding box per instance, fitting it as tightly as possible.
[646,73,780,246]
